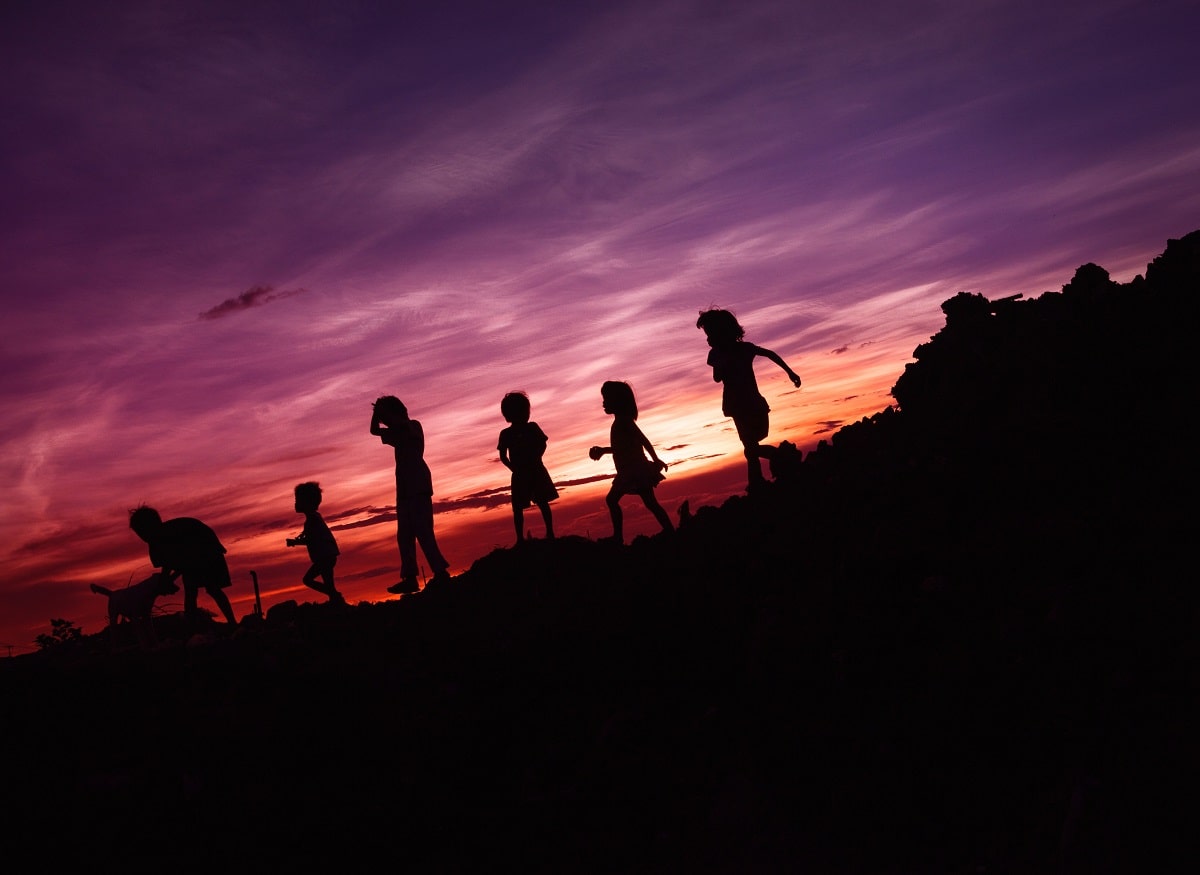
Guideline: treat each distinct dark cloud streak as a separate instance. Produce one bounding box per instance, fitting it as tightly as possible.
[198,285,304,321]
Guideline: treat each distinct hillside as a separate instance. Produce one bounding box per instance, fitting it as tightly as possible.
[3,231,1195,873]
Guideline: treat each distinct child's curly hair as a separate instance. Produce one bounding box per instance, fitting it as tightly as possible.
[294,481,323,508]
[128,504,162,533]
[374,395,407,418]
[696,307,745,343]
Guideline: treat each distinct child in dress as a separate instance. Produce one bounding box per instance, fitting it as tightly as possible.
[588,380,674,543]
[287,481,345,604]
[498,391,557,544]
[696,307,802,491]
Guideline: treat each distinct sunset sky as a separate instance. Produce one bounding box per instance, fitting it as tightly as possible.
[3,0,1198,653]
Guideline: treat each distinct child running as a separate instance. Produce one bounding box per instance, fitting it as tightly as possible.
[696,307,801,491]
[287,481,345,605]
[588,380,674,544]
[498,391,557,544]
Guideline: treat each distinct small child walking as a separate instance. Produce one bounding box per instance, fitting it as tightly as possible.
[588,380,674,543]
[498,391,558,544]
[696,307,802,491]
[287,481,345,605]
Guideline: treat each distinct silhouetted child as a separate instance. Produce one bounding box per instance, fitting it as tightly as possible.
[128,505,238,630]
[370,395,451,594]
[287,481,345,605]
[498,391,558,544]
[696,307,802,490]
[589,380,674,543]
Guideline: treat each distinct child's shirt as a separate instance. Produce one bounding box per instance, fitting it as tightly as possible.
[708,341,769,418]
[380,419,435,498]
[148,517,227,572]
[610,417,649,472]
[302,512,339,563]
[498,421,549,472]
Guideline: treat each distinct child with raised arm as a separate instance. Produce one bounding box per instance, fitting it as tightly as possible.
[696,307,802,491]
[588,380,674,544]
[370,395,451,594]
[287,481,345,605]
[498,391,558,544]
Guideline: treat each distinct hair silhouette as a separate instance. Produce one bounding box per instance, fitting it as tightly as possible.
[501,391,531,423]
[600,380,638,419]
[695,307,746,343]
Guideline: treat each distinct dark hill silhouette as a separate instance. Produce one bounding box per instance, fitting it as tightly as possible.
[3,231,1194,873]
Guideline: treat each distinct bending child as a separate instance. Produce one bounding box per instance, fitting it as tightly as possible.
[129,505,238,631]
[498,391,557,544]
[696,307,801,491]
[588,380,674,544]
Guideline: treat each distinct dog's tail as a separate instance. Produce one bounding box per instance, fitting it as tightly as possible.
[90,583,113,597]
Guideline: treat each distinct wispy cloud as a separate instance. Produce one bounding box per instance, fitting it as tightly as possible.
[199,285,305,320]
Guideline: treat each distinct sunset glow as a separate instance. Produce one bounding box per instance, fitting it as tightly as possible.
[3,0,1199,652]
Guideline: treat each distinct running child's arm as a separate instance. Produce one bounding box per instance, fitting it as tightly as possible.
[756,345,802,387]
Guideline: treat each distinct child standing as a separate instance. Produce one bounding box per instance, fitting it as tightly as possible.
[287,481,345,605]
[588,380,674,543]
[696,307,802,491]
[498,391,558,544]
[370,395,451,594]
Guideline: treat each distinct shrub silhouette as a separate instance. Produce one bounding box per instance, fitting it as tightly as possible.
[35,618,83,650]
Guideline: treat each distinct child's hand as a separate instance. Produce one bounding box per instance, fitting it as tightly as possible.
[589,446,604,460]
[655,459,668,472]
[789,373,802,388]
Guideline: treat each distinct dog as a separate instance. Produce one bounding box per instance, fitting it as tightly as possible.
[90,572,179,649]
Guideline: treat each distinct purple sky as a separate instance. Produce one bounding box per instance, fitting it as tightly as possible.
[3,0,1198,652]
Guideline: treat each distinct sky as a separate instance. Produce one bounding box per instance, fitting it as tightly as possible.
[2,0,1198,653]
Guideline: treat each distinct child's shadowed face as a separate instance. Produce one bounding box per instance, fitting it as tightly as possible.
[703,328,731,349]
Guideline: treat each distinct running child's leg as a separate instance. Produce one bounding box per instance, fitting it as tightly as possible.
[639,490,675,533]
[605,488,624,542]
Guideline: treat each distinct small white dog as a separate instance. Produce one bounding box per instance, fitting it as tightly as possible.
[90,572,179,649]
